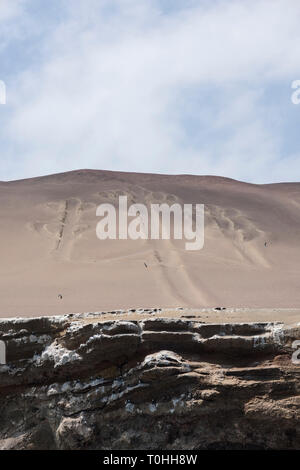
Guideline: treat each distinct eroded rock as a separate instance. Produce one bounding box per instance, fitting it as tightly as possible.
[0,313,299,449]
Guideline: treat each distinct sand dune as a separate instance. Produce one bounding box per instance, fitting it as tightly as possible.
[0,169,300,317]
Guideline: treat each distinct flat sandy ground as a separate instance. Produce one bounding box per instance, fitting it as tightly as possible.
[79,308,300,326]
[0,169,300,320]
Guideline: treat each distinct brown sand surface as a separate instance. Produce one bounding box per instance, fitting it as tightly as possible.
[0,169,300,318]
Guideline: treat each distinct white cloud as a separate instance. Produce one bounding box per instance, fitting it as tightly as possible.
[1,0,300,182]
[0,0,22,21]
[0,0,25,52]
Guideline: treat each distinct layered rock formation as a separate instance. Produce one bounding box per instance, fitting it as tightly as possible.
[0,311,299,450]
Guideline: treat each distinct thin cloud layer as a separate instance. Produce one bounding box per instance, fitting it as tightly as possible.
[0,0,300,182]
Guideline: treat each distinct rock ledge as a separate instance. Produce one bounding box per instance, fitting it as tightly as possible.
[0,312,299,449]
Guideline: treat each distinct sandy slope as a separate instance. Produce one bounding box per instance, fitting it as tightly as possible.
[0,169,300,317]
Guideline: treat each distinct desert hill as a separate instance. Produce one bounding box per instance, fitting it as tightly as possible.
[0,169,300,316]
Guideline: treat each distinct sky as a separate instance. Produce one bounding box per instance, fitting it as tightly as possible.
[0,0,300,183]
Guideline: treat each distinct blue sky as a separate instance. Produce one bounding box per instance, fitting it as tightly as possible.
[0,0,300,182]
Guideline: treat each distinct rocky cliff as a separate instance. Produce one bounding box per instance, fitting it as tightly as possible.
[0,310,299,450]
